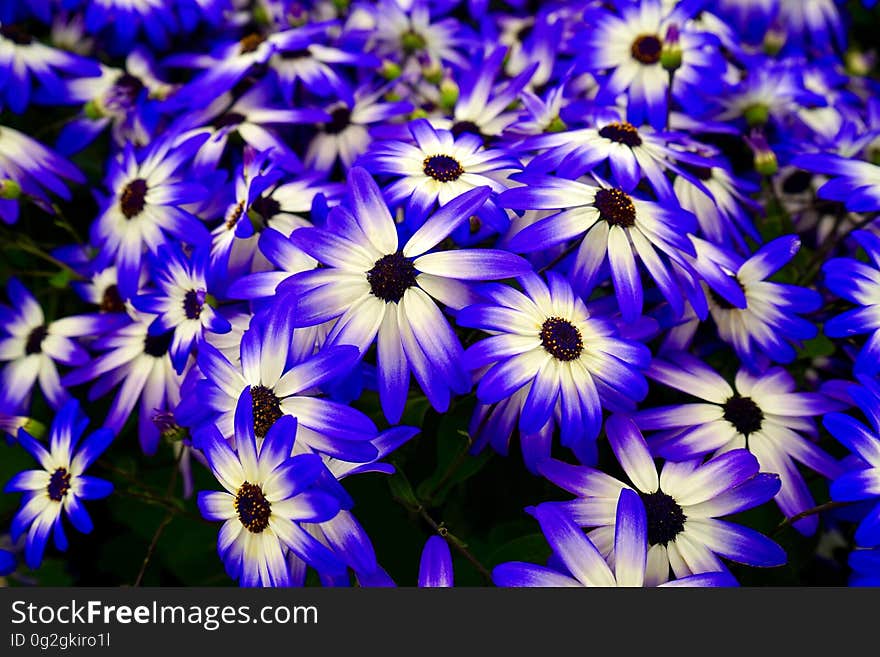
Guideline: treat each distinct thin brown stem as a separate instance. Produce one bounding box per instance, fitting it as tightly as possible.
[133,512,174,587]
[772,500,857,536]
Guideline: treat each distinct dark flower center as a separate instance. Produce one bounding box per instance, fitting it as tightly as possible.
[631,34,663,64]
[213,112,246,129]
[423,155,464,182]
[280,48,311,60]
[639,490,686,546]
[250,195,280,224]
[143,331,173,358]
[235,481,271,533]
[0,24,32,45]
[120,178,148,219]
[367,252,417,303]
[598,122,643,147]
[782,170,813,195]
[100,284,126,313]
[540,317,583,361]
[25,325,48,355]
[239,32,265,55]
[451,121,482,138]
[709,278,745,310]
[324,107,351,135]
[47,467,72,501]
[595,188,637,228]
[251,385,283,438]
[723,395,764,436]
[680,162,714,181]
[183,289,205,320]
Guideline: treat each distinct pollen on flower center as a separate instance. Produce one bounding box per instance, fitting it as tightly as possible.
[47,467,72,501]
[598,122,643,147]
[143,331,173,358]
[723,395,764,436]
[225,200,245,230]
[234,481,272,533]
[183,289,206,320]
[423,155,464,182]
[25,325,48,355]
[594,188,637,227]
[324,107,351,135]
[251,385,283,438]
[540,317,583,361]
[239,32,265,55]
[120,178,148,219]
[0,24,33,45]
[367,252,418,303]
[639,490,686,546]
[100,284,126,313]
[631,34,663,64]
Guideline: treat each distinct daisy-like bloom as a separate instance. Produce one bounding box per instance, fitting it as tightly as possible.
[418,535,454,587]
[0,19,99,114]
[165,25,314,104]
[575,0,726,129]
[821,230,880,375]
[459,271,650,464]
[494,9,563,90]
[429,46,538,140]
[62,310,185,455]
[635,352,843,535]
[503,83,567,139]
[369,0,472,72]
[48,48,175,155]
[499,174,699,322]
[824,376,880,548]
[176,312,379,464]
[0,124,84,224]
[0,278,124,412]
[278,167,530,423]
[3,399,113,569]
[197,390,346,587]
[91,131,210,300]
[269,23,380,102]
[360,118,520,230]
[538,415,786,584]
[304,82,414,174]
[494,489,738,587]
[132,244,231,374]
[518,107,723,202]
[209,148,284,288]
[791,154,880,214]
[174,80,328,174]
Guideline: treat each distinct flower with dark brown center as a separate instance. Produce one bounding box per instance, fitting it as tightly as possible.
[450,121,482,138]
[25,325,48,355]
[631,34,663,64]
[212,112,246,130]
[251,385,283,438]
[423,155,464,182]
[598,122,643,147]
[324,107,351,135]
[594,188,637,228]
[47,467,72,501]
[234,481,272,533]
[120,178,148,219]
[540,317,583,361]
[722,395,764,436]
[367,252,417,303]
[639,490,686,546]
[239,32,265,55]
[250,195,280,225]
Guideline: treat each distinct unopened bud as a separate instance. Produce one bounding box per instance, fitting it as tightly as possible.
[84,99,104,119]
[745,131,778,176]
[660,24,682,72]
[380,60,402,80]
[423,63,443,85]
[0,179,21,200]
[743,103,770,127]
[439,78,459,109]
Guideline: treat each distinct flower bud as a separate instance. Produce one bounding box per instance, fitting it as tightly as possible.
[0,179,21,200]
[660,24,682,72]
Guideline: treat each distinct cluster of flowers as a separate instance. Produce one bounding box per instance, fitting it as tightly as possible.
[1,0,880,588]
